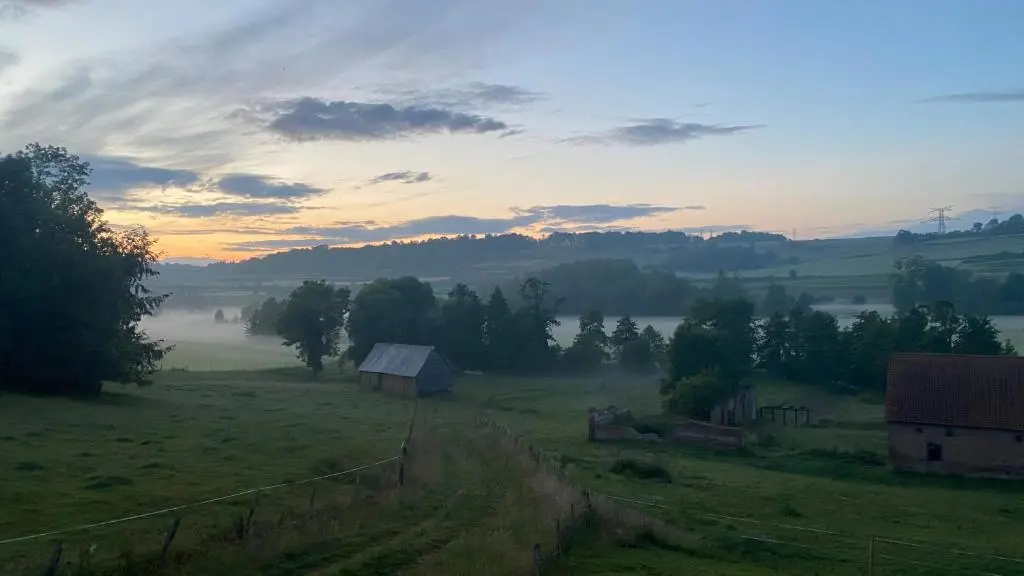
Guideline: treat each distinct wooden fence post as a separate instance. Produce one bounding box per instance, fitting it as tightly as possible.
[309,486,317,510]
[245,493,259,536]
[160,518,181,560]
[867,535,875,575]
[532,543,542,576]
[42,541,63,576]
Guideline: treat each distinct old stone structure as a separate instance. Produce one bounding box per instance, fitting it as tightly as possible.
[708,384,758,427]
[358,343,454,398]
[886,353,1024,477]
[587,406,745,449]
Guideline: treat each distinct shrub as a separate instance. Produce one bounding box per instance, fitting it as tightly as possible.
[610,458,673,483]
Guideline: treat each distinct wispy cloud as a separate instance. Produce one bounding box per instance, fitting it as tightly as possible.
[129,202,301,219]
[0,49,17,75]
[0,0,78,20]
[921,90,1024,104]
[377,82,546,110]
[365,170,433,186]
[250,97,511,142]
[565,119,763,146]
[225,203,686,251]
[0,0,547,164]
[514,203,681,224]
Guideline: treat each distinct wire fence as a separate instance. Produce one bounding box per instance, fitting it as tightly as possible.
[592,491,1024,576]
[0,402,420,575]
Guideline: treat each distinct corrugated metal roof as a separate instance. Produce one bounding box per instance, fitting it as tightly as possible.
[357,343,436,378]
[886,353,1024,431]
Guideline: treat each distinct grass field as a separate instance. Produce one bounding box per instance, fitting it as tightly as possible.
[5,364,1024,575]
[678,232,1024,303]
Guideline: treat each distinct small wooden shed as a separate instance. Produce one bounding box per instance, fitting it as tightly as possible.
[357,343,455,398]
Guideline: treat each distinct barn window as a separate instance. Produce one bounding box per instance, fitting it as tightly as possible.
[945,427,955,437]
[926,442,943,462]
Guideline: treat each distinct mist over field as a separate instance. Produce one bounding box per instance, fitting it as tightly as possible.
[141,309,303,370]
[144,305,1024,373]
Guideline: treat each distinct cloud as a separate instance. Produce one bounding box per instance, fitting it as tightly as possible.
[0,49,18,74]
[365,170,433,186]
[922,90,1024,104]
[566,119,763,146]
[514,203,681,224]
[129,202,301,219]
[85,155,201,201]
[251,97,510,142]
[215,173,326,200]
[378,82,546,109]
[226,203,687,251]
[0,1,550,161]
[0,0,78,20]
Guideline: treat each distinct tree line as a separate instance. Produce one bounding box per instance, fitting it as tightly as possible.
[244,276,671,377]
[895,213,1024,244]
[662,295,1017,420]
[891,256,1024,315]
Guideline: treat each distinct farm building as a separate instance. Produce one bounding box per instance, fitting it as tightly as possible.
[357,343,455,398]
[886,353,1024,477]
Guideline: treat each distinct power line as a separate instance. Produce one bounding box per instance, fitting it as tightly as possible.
[923,206,957,234]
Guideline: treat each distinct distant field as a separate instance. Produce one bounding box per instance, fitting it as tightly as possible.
[160,340,301,370]
[703,233,1024,302]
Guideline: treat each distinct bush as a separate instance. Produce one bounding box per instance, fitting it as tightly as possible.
[610,458,673,483]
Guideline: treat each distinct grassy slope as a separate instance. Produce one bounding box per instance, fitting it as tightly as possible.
[5,367,1024,575]
[0,371,591,575]
[686,233,1024,302]
[450,373,1024,575]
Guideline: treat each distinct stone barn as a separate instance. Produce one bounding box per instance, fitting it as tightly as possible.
[886,352,1024,477]
[357,343,455,398]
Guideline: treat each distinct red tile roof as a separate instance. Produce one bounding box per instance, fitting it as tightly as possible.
[886,353,1024,431]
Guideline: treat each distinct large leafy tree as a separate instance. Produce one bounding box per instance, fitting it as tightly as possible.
[483,287,515,372]
[0,144,170,396]
[277,280,350,377]
[438,283,486,371]
[346,276,438,364]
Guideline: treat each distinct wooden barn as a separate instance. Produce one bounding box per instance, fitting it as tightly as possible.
[886,352,1024,477]
[357,343,455,398]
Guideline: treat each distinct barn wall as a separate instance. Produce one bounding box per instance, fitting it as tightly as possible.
[379,374,417,398]
[359,372,416,398]
[888,422,1024,477]
[416,352,454,395]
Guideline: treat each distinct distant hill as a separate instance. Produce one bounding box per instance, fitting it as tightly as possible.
[154,230,792,286]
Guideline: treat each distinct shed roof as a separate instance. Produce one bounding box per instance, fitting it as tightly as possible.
[886,353,1024,431]
[358,343,437,378]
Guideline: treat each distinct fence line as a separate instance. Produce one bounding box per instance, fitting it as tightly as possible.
[0,455,400,547]
[588,489,1024,568]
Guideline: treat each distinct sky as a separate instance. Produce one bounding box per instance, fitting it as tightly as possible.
[1,0,1023,262]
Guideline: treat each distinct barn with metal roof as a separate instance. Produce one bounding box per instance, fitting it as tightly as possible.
[886,353,1024,477]
[357,343,454,398]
